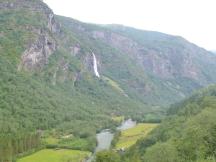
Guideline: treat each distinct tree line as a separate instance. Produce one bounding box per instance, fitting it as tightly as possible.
[0,132,41,162]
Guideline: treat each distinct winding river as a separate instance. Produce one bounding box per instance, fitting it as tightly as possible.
[95,129,114,152]
[86,119,136,162]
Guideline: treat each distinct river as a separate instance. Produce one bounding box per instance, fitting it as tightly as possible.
[85,119,136,162]
[117,118,136,131]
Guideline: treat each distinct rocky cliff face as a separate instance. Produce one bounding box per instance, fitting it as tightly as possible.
[89,29,205,81]
[1,0,61,71]
[56,18,216,105]
[19,29,57,71]
[2,0,216,107]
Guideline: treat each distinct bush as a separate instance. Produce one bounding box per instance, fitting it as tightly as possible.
[96,151,121,162]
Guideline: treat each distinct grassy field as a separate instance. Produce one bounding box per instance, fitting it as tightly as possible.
[115,123,158,149]
[17,149,91,162]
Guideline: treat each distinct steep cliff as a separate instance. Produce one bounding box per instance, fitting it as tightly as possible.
[0,0,147,138]
[57,17,216,106]
[1,0,216,140]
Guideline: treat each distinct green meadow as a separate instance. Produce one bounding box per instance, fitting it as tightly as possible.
[17,149,91,162]
[115,123,158,149]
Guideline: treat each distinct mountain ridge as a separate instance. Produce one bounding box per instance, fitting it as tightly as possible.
[57,14,215,105]
[1,0,216,161]
[1,0,216,130]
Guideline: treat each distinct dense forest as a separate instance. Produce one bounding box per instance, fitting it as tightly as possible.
[121,85,216,162]
[0,0,148,160]
[0,132,40,162]
[1,0,216,161]
[94,85,216,162]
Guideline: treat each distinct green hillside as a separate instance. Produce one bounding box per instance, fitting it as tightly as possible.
[0,0,147,160]
[1,0,216,161]
[124,85,216,162]
[57,17,216,106]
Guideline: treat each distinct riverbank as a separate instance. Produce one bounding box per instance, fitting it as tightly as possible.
[86,119,137,162]
[17,119,157,162]
[95,119,137,152]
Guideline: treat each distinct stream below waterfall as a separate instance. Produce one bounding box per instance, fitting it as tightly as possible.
[86,119,136,162]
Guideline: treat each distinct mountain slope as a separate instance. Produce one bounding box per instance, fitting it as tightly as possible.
[1,0,216,160]
[124,85,216,162]
[57,17,216,106]
[0,0,146,132]
[0,1,148,157]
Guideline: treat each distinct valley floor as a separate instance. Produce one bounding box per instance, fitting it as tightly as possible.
[115,123,158,149]
[17,149,91,162]
[17,120,158,162]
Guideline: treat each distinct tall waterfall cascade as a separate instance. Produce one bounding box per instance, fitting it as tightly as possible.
[92,53,100,78]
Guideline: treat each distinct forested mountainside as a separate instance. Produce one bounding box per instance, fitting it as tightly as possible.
[123,85,216,162]
[1,0,216,161]
[0,0,147,160]
[58,16,216,106]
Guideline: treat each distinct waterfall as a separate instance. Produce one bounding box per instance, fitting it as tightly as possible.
[92,53,100,78]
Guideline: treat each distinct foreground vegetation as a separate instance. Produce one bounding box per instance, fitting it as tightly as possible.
[123,85,216,162]
[17,149,91,162]
[95,86,216,162]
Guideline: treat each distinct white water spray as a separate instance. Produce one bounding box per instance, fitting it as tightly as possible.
[92,53,100,78]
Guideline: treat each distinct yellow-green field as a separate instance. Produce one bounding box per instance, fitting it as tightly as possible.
[115,123,158,149]
[17,149,91,162]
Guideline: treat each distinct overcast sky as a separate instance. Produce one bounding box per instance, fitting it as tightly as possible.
[43,0,216,50]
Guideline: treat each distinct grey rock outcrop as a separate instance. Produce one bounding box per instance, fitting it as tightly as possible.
[10,0,61,71]
[19,31,56,71]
